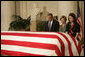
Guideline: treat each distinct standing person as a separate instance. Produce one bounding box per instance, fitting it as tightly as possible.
[59,16,67,33]
[45,13,60,32]
[66,13,80,38]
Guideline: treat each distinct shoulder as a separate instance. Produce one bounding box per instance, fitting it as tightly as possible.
[45,21,48,24]
[53,19,59,23]
[75,22,80,27]
[66,22,70,26]
[46,21,48,23]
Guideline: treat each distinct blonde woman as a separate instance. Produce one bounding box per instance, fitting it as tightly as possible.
[59,16,67,33]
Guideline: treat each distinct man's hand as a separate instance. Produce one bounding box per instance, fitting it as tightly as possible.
[66,32,68,34]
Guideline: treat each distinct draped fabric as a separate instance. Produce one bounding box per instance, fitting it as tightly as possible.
[1,31,82,56]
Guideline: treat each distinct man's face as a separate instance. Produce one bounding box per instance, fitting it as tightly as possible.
[47,15,53,21]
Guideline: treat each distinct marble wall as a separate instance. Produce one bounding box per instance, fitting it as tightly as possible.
[1,1,84,32]
[1,1,15,31]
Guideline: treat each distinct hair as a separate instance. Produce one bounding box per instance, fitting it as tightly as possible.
[60,16,67,22]
[47,13,53,18]
[68,13,77,23]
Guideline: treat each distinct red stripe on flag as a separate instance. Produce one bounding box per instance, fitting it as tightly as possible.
[78,40,82,56]
[1,40,58,50]
[1,32,59,39]
[77,17,82,39]
[77,18,82,27]
[1,50,46,56]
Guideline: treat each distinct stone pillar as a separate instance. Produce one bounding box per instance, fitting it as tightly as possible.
[81,2,84,56]
[30,3,40,31]
[20,1,27,19]
[27,1,31,17]
[15,1,20,16]
[81,1,84,40]
[1,1,15,31]
[57,1,77,24]
[41,6,49,21]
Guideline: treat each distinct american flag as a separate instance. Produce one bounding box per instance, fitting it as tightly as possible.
[77,1,82,54]
[77,1,82,40]
[1,31,82,56]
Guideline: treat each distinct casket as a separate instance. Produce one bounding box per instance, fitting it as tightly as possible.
[1,31,82,56]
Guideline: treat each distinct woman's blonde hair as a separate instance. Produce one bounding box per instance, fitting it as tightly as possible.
[60,16,67,22]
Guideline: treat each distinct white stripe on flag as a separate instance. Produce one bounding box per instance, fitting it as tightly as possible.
[1,31,59,35]
[1,44,57,56]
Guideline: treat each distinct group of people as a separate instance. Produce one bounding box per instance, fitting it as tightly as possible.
[45,13,80,39]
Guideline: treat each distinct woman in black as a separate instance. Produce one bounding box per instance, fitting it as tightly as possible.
[66,13,80,38]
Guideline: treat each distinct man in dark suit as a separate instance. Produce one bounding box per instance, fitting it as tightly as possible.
[45,13,60,32]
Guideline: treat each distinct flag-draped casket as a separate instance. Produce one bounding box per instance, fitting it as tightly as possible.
[1,31,82,56]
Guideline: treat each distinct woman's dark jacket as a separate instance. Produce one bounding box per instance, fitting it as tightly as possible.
[66,22,80,37]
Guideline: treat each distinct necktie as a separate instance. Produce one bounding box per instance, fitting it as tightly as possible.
[48,21,51,31]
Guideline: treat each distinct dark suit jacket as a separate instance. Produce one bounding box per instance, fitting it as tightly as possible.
[66,22,80,37]
[45,20,60,32]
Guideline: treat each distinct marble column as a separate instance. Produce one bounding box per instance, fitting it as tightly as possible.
[20,1,27,19]
[81,1,84,39]
[27,1,31,17]
[81,1,84,56]
[1,1,15,31]
[30,3,40,31]
[57,1,77,24]
[15,1,20,16]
